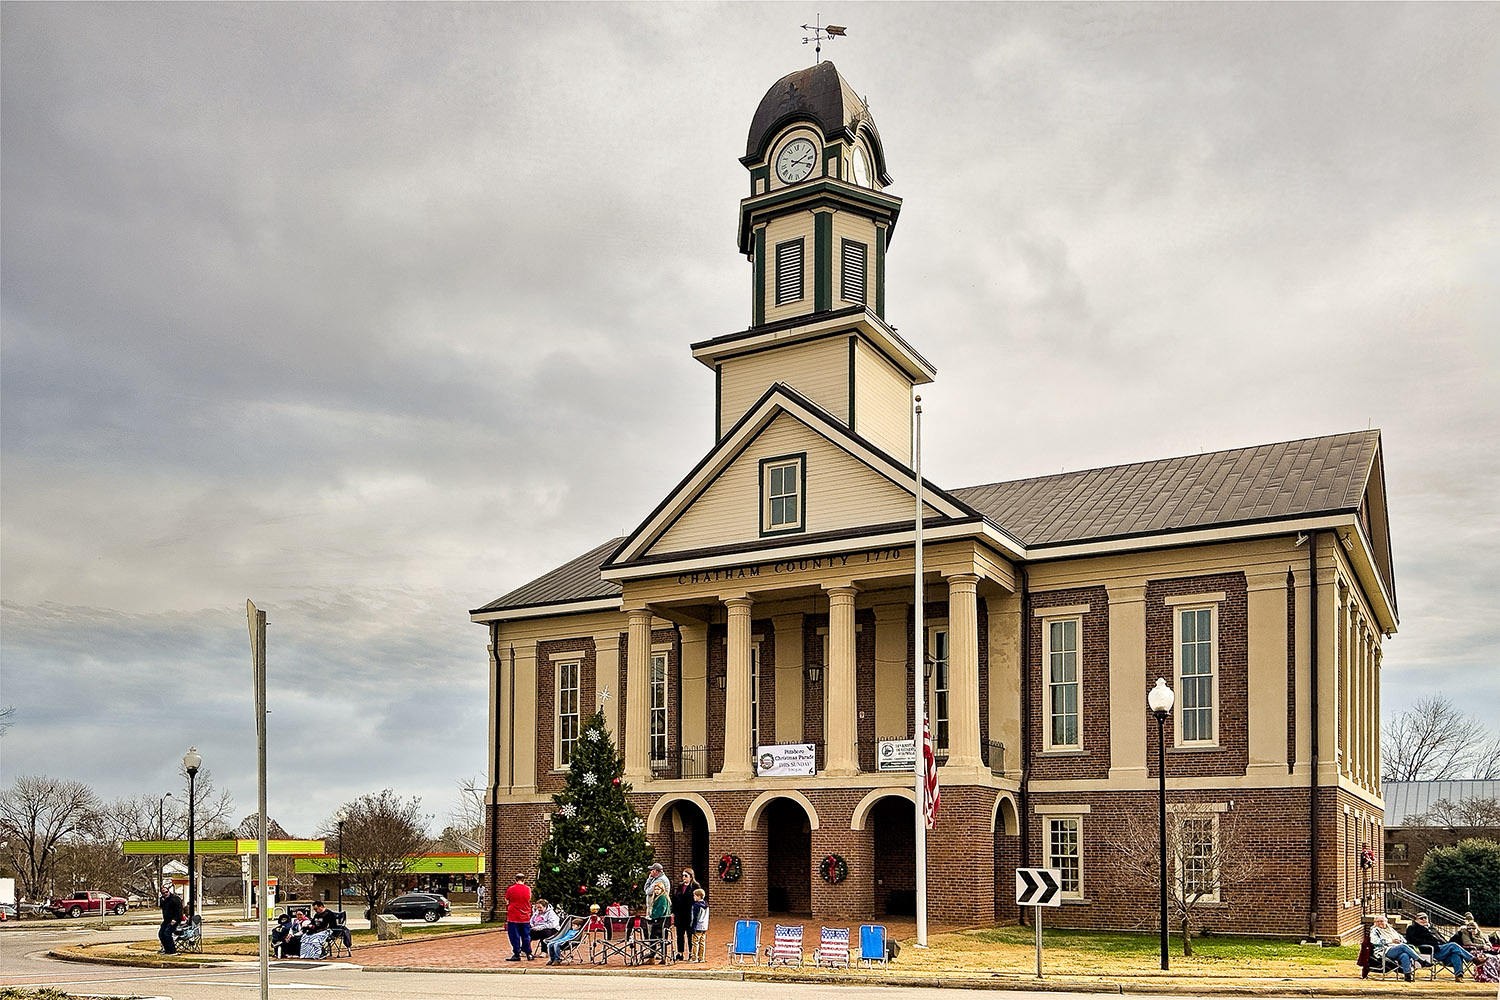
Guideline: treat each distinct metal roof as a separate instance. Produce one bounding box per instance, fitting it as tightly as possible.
[952,430,1379,548]
[1383,780,1500,826]
[471,536,623,615]
[476,430,1383,615]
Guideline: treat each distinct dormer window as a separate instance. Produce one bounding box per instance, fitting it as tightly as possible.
[760,454,805,535]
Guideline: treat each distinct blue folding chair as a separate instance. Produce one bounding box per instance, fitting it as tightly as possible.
[858,924,888,967]
[727,919,761,965]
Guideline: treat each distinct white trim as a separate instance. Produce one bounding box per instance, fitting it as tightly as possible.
[1164,592,1227,606]
[471,597,622,623]
[1024,513,1352,561]
[1032,803,1093,815]
[555,658,582,768]
[762,455,806,532]
[1042,615,1083,752]
[691,308,936,383]
[1174,812,1221,903]
[1045,815,1085,898]
[1174,604,1219,747]
[1167,802,1229,813]
[928,624,950,752]
[1035,604,1091,617]
[649,651,669,767]
[549,649,589,661]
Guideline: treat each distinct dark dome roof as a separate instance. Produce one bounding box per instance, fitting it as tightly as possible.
[743,62,886,174]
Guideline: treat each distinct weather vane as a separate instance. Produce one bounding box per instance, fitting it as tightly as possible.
[801,17,846,63]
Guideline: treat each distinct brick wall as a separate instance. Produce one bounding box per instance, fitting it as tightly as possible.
[1028,587,1111,779]
[1145,573,1249,779]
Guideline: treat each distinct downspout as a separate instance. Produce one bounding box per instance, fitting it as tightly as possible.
[1018,564,1032,921]
[1308,533,1320,940]
[487,622,503,922]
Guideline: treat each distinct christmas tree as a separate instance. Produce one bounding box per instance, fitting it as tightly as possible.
[536,709,654,912]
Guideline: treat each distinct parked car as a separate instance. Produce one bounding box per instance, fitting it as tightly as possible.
[0,902,16,920]
[381,892,450,922]
[47,891,128,917]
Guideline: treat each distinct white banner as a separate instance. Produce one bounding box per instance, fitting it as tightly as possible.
[877,739,916,772]
[755,743,816,776]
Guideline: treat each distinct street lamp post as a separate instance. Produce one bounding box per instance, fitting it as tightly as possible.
[1147,679,1175,971]
[335,809,346,914]
[183,747,201,917]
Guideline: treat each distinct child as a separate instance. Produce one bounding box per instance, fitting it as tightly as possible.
[688,888,708,962]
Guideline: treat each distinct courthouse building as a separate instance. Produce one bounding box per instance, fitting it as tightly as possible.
[472,62,1397,942]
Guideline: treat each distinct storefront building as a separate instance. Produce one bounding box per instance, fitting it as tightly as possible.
[473,62,1396,943]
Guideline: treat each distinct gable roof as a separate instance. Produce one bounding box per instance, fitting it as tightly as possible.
[473,429,1394,622]
[604,381,979,572]
[953,430,1381,548]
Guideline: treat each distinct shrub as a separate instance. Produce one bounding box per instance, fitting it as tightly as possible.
[1413,837,1500,925]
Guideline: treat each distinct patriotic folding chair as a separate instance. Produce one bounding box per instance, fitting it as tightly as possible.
[726,918,760,965]
[813,926,850,968]
[858,924,888,967]
[767,923,804,966]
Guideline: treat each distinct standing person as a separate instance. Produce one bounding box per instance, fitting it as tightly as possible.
[671,868,702,961]
[157,887,183,955]
[504,873,533,962]
[688,888,709,962]
[643,863,672,961]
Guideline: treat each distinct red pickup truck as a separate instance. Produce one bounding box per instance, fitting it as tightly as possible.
[48,891,128,917]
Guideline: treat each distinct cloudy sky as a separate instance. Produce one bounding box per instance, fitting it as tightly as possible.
[3,3,1496,837]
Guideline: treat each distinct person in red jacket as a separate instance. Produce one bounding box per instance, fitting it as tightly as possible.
[504,873,533,961]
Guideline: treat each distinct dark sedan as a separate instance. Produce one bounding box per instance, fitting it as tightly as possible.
[381,892,450,922]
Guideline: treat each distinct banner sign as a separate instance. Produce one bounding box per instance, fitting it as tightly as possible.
[877,739,916,772]
[755,743,816,776]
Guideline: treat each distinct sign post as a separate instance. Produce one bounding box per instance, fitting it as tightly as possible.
[1015,867,1062,978]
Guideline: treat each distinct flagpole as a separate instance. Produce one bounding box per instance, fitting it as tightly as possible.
[913,395,927,949]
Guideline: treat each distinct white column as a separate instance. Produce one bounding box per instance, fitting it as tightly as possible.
[679,623,709,758]
[719,597,755,779]
[594,631,622,743]
[513,643,538,794]
[624,609,654,782]
[944,574,983,769]
[773,613,805,743]
[1246,571,1291,776]
[1107,583,1148,781]
[824,586,859,776]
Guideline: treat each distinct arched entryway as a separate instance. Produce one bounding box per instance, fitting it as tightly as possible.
[868,795,915,915]
[762,798,812,914]
[646,795,715,896]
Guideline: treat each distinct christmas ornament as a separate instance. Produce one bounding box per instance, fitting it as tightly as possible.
[588,729,603,742]
[597,847,607,854]
[580,885,588,893]
[582,772,598,786]
[612,777,620,785]
[820,853,849,885]
[567,851,581,864]
[559,804,577,818]
[598,874,613,888]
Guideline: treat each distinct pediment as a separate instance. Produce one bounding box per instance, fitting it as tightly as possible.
[606,384,972,572]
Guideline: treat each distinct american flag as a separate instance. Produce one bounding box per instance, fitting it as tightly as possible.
[922,712,940,828]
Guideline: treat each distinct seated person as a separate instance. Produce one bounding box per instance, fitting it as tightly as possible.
[300,926,332,959]
[1368,914,1423,980]
[270,913,293,956]
[544,915,587,965]
[530,899,561,947]
[309,899,350,949]
[1404,912,1473,980]
[1454,914,1488,953]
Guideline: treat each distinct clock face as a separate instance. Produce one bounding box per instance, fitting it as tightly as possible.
[851,145,870,187]
[775,137,818,183]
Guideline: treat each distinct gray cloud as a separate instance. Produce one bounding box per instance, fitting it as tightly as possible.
[3,3,1497,830]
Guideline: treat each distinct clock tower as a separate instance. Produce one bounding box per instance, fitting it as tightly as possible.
[691,62,935,459]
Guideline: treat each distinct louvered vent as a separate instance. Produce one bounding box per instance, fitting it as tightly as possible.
[775,239,805,305]
[841,239,867,305]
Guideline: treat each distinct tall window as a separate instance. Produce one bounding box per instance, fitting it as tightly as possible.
[1177,606,1216,744]
[1045,617,1081,750]
[760,455,805,534]
[841,239,867,305]
[1048,817,1082,896]
[557,659,581,766]
[1177,815,1218,901]
[750,645,761,750]
[775,238,804,304]
[649,652,668,765]
[929,626,950,751]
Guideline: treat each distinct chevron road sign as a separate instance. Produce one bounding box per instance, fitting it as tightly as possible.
[1015,867,1062,907]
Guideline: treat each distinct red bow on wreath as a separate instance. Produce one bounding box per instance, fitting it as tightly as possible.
[1360,846,1376,870]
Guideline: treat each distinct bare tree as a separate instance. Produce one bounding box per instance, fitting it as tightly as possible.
[234,815,311,898]
[1475,735,1500,781]
[328,790,432,920]
[1383,696,1492,781]
[441,776,485,851]
[0,705,15,737]
[1105,802,1261,956]
[1407,796,1500,828]
[0,775,99,901]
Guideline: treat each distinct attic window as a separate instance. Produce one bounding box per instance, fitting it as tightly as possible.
[760,454,805,536]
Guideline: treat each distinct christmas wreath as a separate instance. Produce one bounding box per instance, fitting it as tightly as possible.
[718,853,742,882]
[820,853,849,885]
[1360,845,1376,870]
